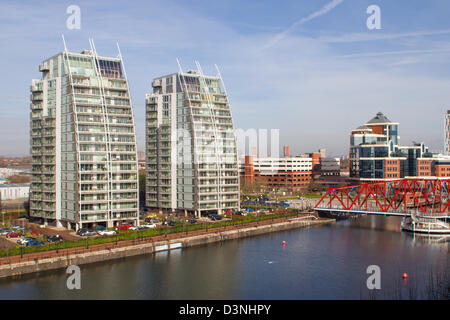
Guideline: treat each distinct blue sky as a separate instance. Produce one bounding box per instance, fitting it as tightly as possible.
[1,0,450,157]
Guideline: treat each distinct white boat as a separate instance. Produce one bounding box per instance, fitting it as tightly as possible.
[401,213,450,234]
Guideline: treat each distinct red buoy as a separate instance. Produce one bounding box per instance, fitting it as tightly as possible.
[402,273,408,279]
[282,241,286,246]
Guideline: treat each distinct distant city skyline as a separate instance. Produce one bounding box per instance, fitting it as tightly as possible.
[1,0,450,157]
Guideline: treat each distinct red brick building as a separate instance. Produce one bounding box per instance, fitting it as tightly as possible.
[240,155,313,192]
[416,158,450,177]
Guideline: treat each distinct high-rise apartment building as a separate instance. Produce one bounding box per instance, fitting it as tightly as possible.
[30,44,139,230]
[283,145,291,158]
[145,66,240,217]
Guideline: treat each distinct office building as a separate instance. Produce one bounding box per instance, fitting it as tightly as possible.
[30,44,139,230]
[349,112,429,181]
[445,110,450,155]
[145,67,240,216]
[320,158,341,176]
[283,145,291,158]
[0,184,30,201]
[240,155,312,192]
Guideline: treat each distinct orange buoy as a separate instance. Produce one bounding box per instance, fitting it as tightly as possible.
[282,241,286,246]
[402,273,408,279]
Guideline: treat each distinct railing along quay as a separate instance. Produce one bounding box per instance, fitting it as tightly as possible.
[0,213,317,266]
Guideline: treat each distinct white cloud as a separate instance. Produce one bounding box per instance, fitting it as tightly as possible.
[0,0,448,157]
[317,29,450,43]
[263,0,344,50]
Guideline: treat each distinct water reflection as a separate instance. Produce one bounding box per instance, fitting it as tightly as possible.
[0,216,447,299]
[406,233,450,245]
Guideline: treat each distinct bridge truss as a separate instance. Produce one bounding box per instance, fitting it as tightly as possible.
[314,178,450,218]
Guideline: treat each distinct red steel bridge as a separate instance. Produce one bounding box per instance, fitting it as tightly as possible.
[314,178,450,219]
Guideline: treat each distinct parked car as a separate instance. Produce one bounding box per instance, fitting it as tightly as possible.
[6,232,20,238]
[162,220,177,226]
[46,235,63,242]
[129,226,139,230]
[0,228,11,236]
[10,224,20,230]
[145,218,160,223]
[140,223,156,229]
[76,228,89,236]
[188,219,197,224]
[78,229,97,237]
[97,230,116,236]
[209,214,222,221]
[118,224,132,231]
[31,230,43,236]
[96,225,106,231]
[17,237,36,245]
[26,240,45,247]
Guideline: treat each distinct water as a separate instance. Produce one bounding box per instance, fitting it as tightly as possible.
[0,216,448,299]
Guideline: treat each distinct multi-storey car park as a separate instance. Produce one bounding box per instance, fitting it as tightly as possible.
[240,155,313,192]
[30,41,139,230]
[145,63,240,217]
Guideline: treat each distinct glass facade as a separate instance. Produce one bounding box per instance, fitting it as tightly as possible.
[30,49,138,229]
[146,71,240,216]
[349,114,428,181]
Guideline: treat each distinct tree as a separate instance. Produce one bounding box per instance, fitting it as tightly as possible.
[307,180,322,193]
[7,175,31,184]
[240,176,268,195]
[139,172,146,207]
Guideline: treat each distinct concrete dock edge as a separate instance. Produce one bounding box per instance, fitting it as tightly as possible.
[0,218,334,279]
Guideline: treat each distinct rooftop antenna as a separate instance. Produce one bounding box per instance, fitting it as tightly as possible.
[88,37,94,54]
[214,64,229,97]
[116,41,122,59]
[176,58,183,74]
[62,34,68,53]
[90,38,99,57]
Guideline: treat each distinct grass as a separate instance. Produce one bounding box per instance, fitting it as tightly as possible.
[0,210,301,258]
[0,210,27,216]
[241,192,323,201]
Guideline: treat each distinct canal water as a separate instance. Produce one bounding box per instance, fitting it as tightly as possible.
[0,216,448,299]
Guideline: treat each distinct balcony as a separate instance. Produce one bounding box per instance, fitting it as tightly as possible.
[152,79,162,88]
[39,64,49,72]
[31,93,43,101]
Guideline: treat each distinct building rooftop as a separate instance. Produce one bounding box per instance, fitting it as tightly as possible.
[0,183,30,188]
[365,112,395,125]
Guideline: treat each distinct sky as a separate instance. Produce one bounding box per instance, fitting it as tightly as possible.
[1,0,450,157]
